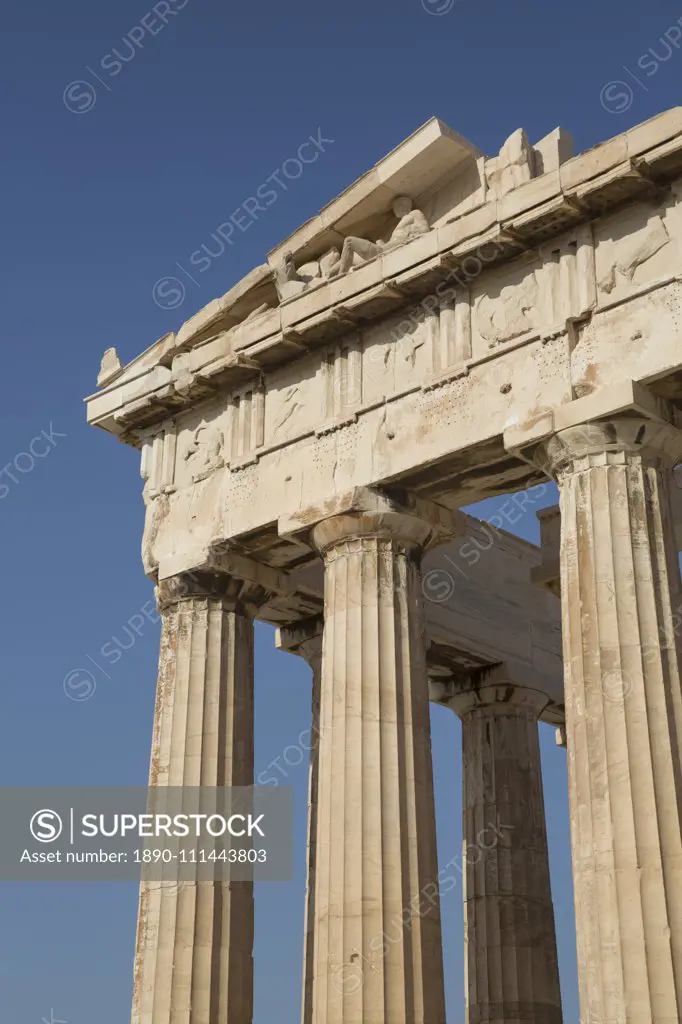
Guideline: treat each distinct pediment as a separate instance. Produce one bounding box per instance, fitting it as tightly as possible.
[268,117,484,268]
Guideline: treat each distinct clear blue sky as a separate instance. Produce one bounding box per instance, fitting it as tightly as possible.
[1,0,680,1020]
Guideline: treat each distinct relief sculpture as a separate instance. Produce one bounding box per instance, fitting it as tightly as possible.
[141,492,169,576]
[274,247,342,300]
[598,213,671,294]
[476,271,540,347]
[274,197,430,297]
[184,424,224,482]
[272,385,305,435]
[328,197,429,278]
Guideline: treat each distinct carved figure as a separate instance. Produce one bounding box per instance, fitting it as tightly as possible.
[319,246,342,278]
[273,385,305,434]
[273,246,345,301]
[141,492,169,575]
[184,425,224,478]
[598,214,670,293]
[476,273,540,346]
[274,252,308,301]
[328,197,429,279]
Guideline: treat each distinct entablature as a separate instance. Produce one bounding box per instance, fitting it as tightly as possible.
[87,108,682,443]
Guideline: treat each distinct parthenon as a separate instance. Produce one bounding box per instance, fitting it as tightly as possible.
[88,106,682,1023]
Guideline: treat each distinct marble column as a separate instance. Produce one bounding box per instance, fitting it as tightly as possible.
[301,629,323,1024]
[446,674,563,1024]
[310,506,446,1024]
[536,417,682,1024]
[131,571,263,1024]
[277,620,324,1024]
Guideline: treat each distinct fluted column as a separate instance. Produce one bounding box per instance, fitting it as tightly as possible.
[537,417,682,1024]
[277,620,324,1024]
[301,630,323,1024]
[131,571,263,1024]
[446,674,562,1024]
[310,506,446,1024]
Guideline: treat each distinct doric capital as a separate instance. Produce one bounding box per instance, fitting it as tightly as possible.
[156,570,269,615]
[534,417,682,480]
[279,486,469,557]
[311,508,432,558]
[302,488,433,558]
[435,666,551,721]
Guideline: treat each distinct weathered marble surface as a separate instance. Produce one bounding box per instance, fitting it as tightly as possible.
[89,107,682,1024]
[512,413,682,1023]
[87,110,682,592]
[132,573,263,1024]
[443,671,563,1024]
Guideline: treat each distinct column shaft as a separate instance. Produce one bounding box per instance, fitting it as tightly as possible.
[311,512,446,1024]
[131,574,256,1024]
[299,632,324,1024]
[546,420,682,1023]
[455,683,562,1024]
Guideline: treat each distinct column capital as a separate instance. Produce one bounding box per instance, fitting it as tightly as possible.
[534,416,682,480]
[311,506,433,557]
[279,485,470,554]
[436,666,551,720]
[155,570,268,615]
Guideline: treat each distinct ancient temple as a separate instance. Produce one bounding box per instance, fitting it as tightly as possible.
[88,106,682,1023]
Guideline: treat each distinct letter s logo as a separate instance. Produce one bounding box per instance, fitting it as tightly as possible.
[30,809,63,843]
